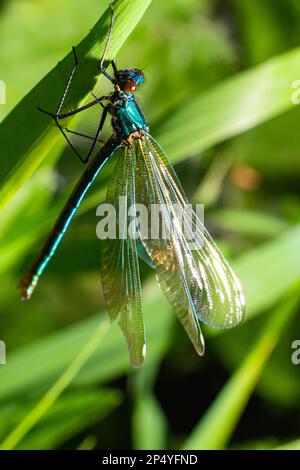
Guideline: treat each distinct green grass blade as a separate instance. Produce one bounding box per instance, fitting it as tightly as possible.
[0,0,152,209]
[208,209,288,239]
[156,46,300,162]
[234,224,300,319]
[133,392,168,450]
[275,439,300,450]
[182,296,298,450]
[2,388,122,450]
[0,320,110,450]
[0,294,172,402]
[19,389,122,450]
[77,436,98,450]
[132,359,168,450]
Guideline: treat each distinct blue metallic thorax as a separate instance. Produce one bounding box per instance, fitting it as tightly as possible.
[112,91,149,138]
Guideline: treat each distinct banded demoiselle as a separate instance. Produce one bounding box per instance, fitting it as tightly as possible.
[20,5,245,367]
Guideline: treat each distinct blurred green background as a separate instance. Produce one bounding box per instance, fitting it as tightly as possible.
[0,0,300,450]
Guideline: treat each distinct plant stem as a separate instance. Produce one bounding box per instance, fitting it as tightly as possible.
[0,319,110,450]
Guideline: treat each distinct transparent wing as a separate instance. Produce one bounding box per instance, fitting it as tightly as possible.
[134,138,204,354]
[134,135,245,353]
[100,145,145,368]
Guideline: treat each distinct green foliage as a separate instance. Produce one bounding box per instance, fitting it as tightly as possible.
[157,45,300,163]
[0,0,152,208]
[183,296,298,450]
[2,388,122,450]
[0,0,300,451]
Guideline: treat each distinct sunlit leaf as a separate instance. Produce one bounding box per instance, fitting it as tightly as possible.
[0,0,152,208]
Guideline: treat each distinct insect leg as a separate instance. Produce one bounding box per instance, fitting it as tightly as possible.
[65,128,103,143]
[80,106,108,164]
[56,46,79,115]
[111,60,119,79]
[99,4,116,84]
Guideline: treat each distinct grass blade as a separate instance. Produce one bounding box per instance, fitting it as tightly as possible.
[234,224,300,319]
[183,295,298,450]
[0,0,152,208]
[133,392,168,450]
[276,439,300,450]
[0,320,110,450]
[156,46,300,162]
[0,294,172,402]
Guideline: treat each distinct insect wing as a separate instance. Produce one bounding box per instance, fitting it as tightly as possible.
[100,145,145,368]
[135,135,245,353]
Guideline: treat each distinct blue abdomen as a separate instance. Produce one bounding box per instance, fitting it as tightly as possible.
[116,94,148,137]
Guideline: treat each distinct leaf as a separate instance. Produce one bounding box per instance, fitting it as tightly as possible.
[208,208,288,239]
[0,320,110,450]
[0,0,152,209]
[0,0,112,122]
[232,0,286,65]
[4,388,122,450]
[183,295,298,450]
[233,224,300,319]
[0,293,173,403]
[132,392,168,450]
[131,359,168,450]
[155,46,300,163]
[275,438,300,450]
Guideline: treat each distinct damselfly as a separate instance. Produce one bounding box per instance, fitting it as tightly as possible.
[20,5,245,367]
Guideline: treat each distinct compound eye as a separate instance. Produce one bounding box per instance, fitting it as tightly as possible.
[120,79,137,93]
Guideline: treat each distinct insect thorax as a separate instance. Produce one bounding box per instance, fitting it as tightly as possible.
[109,91,149,140]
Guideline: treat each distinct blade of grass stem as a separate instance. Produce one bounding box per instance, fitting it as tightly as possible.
[0,320,110,450]
[183,295,298,450]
